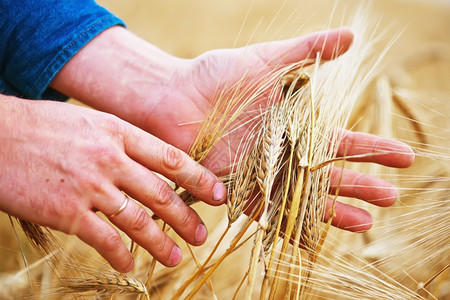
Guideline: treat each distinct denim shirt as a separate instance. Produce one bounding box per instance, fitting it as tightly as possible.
[0,0,125,100]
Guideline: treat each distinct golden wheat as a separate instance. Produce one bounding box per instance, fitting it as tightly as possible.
[2,1,449,299]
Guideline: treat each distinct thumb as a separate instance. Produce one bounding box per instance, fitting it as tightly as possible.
[252,27,354,67]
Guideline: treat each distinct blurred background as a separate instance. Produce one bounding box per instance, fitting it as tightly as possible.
[1,0,449,298]
[97,0,450,63]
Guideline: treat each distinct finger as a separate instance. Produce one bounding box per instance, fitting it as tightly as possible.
[103,192,183,267]
[113,158,208,246]
[75,210,134,273]
[121,126,226,205]
[254,27,354,67]
[323,198,373,232]
[329,167,397,207]
[337,130,415,168]
[239,186,373,233]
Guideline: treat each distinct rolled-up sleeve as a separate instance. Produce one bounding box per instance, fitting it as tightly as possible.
[0,0,125,100]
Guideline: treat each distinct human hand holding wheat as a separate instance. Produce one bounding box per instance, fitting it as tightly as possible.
[171,28,414,232]
[0,94,227,273]
[47,25,414,273]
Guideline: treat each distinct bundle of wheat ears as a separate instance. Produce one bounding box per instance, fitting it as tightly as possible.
[1,2,449,299]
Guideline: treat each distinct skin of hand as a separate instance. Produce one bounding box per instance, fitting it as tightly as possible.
[0,95,226,272]
[0,26,414,273]
[51,25,414,227]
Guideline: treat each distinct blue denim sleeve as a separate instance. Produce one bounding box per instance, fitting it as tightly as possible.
[0,0,125,101]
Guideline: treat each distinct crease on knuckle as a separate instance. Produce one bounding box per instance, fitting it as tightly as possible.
[350,173,365,197]
[102,231,123,253]
[129,206,150,232]
[90,118,126,164]
[371,138,386,164]
[42,199,84,233]
[162,144,185,172]
[340,132,356,155]
[179,208,195,230]
[103,114,124,138]
[190,168,211,195]
[153,181,176,208]
[329,168,340,189]
[65,209,91,235]
[97,145,125,167]
[155,234,169,254]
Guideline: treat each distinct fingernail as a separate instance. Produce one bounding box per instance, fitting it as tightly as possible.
[195,223,207,244]
[169,245,182,266]
[124,257,134,273]
[363,213,373,230]
[212,182,226,202]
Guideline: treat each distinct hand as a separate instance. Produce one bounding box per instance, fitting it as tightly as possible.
[325,130,414,232]
[119,27,414,231]
[51,26,354,157]
[50,26,414,250]
[0,95,227,272]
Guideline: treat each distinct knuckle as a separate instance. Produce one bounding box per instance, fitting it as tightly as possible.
[155,234,169,254]
[128,206,150,232]
[81,144,125,173]
[102,231,123,253]
[42,198,83,232]
[180,209,195,229]
[191,169,215,196]
[97,145,125,166]
[84,117,126,167]
[341,133,356,154]
[194,52,219,76]
[79,179,111,204]
[153,181,176,207]
[192,168,207,188]
[102,114,123,137]
[161,144,185,172]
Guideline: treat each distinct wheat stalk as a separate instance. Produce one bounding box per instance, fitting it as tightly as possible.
[7,3,450,300]
[50,264,149,298]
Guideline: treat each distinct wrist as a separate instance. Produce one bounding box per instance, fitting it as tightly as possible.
[50,26,186,126]
[0,94,26,132]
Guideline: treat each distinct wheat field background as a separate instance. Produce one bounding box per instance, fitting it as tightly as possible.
[0,0,449,299]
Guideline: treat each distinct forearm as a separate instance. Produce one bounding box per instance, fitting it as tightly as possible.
[50,26,186,131]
